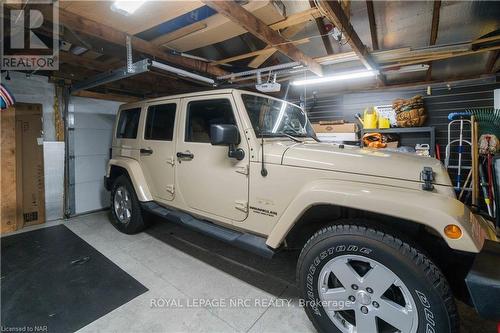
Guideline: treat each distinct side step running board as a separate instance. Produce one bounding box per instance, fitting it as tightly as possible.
[141,202,275,258]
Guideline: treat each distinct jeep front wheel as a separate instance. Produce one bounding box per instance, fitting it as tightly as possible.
[110,175,146,234]
[297,223,458,333]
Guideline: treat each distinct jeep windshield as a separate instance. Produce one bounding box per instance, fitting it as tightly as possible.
[241,94,317,140]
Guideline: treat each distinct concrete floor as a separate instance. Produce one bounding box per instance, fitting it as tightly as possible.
[39,211,497,332]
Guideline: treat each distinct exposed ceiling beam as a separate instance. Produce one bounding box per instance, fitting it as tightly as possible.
[58,8,227,77]
[5,3,226,78]
[294,73,497,97]
[59,52,111,72]
[52,64,160,95]
[202,0,323,76]
[248,23,308,68]
[485,50,500,73]
[309,0,334,55]
[317,0,377,69]
[426,0,441,81]
[380,45,500,69]
[211,48,277,66]
[58,51,197,90]
[317,0,385,84]
[366,0,379,50]
[214,39,494,70]
[73,90,140,103]
[152,22,208,46]
[270,8,322,31]
[209,8,323,68]
[211,34,312,66]
[244,8,322,68]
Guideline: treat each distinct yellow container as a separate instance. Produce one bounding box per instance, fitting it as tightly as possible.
[379,117,390,129]
[363,108,378,129]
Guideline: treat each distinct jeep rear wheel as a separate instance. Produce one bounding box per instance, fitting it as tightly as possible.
[110,175,146,234]
[297,223,459,333]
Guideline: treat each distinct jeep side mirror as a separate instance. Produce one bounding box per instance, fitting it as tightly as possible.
[210,124,245,161]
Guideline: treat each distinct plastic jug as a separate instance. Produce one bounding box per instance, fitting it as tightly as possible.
[363,108,378,129]
[379,117,390,129]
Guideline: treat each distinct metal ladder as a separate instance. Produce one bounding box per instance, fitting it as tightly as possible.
[445,118,472,193]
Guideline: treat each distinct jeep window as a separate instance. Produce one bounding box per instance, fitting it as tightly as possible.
[116,107,141,139]
[185,99,236,143]
[241,94,315,138]
[145,103,176,141]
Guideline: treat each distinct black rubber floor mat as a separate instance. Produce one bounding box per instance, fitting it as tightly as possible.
[1,225,148,332]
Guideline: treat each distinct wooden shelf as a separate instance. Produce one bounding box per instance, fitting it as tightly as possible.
[360,126,436,157]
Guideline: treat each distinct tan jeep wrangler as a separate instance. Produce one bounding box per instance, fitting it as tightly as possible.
[105,89,500,333]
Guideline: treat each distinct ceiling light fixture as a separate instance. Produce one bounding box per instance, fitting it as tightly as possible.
[384,64,429,74]
[291,70,378,86]
[111,1,146,16]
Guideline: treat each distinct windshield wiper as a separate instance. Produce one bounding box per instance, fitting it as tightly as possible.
[260,132,302,142]
[284,129,320,142]
[281,132,303,143]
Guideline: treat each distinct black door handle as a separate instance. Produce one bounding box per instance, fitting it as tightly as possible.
[176,151,194,160]
[140,148,153,155]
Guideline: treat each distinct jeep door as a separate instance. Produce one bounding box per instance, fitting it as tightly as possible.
[139,100,179,202]
[176,95,249,222]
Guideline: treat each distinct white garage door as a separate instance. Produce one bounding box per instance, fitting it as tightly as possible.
[72,97,122,214]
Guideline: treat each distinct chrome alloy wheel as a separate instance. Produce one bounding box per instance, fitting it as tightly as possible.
[114,186,132,224]
[318,255,418,333]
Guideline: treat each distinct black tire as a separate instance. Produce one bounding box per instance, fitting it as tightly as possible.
[297,222,459,333]
[110,175,146,234]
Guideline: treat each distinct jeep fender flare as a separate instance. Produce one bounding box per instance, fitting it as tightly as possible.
[266,179,484,253]
[107,158,153,202]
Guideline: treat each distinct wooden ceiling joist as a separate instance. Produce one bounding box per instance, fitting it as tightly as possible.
[5,3,226,78]
[58,52,112,72]
[309,0,334,55]
[247,23,309,68]
[366,0,379,50]
[221,8,323,68]
[317,0,384,84]
[73,90,140,103]
[249,8,323,68]
[58,8,227,77]
[202,0,323,76]
[485,50,500,74]
[380,45,500,70]
[211,48,277,66]
[426,0,441,81]
[270,7,322,30]
[58,51,196,91]
[151,22,208,46]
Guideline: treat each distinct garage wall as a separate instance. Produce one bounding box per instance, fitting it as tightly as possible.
[3,72,64,221]
[70,97,122,214]
[2,72,122,218]
[3,72,57,141]
[305,76,500,186]
[306,77,500,153]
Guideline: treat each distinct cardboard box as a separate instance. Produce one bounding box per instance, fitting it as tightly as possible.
[313,123,358,133]
[317,132,358,142]
[1,108,17,234]
[1,103,46,234]
[16,103,45,228]
[385,141,399,148]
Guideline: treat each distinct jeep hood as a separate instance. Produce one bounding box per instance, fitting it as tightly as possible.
[279,142,452,186]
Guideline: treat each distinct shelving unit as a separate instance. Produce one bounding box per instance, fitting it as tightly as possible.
[360,126,436,157]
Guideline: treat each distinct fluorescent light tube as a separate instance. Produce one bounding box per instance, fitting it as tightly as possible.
[291,70,378,86]
[111,1,146,15]
[385,64,429,74]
